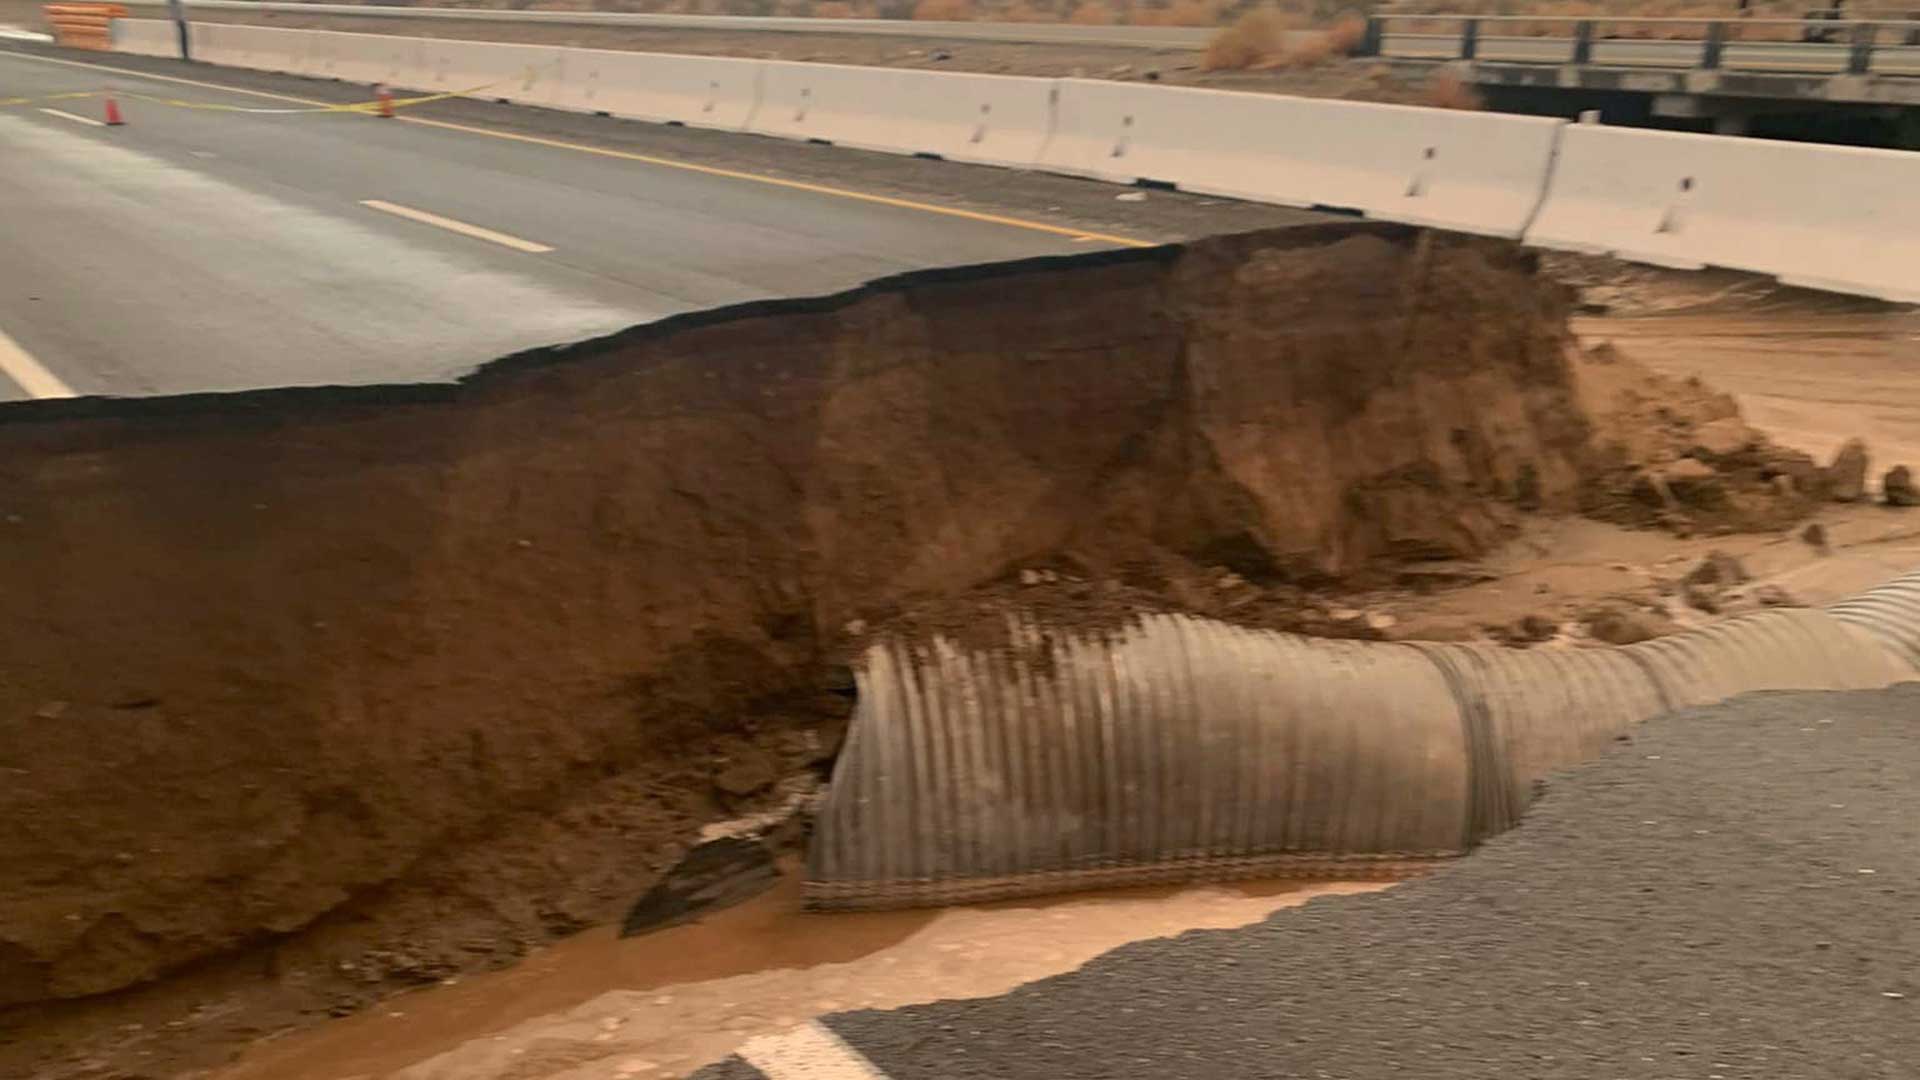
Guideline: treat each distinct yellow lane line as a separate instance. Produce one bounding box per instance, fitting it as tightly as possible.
[0,325,78,399]
[361,198,555,253]
[0,49,1156,249]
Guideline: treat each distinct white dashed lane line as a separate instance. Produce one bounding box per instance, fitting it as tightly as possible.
[0,325,77,400]
[37,106,105,128]
[736,1021,894,1080]
[359,199,556,254]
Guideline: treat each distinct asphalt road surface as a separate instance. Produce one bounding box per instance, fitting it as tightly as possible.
[0,46,1312,402]
[699,682,1920,1080]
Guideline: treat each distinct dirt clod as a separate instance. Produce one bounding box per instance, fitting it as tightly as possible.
[1684,550,1751,589]
[1687,417,1758,461]
[1517,614,1558,641]
[1487,613,1559,647]
[1884,465,1919,507]
[1683,583,1723,615]
[1577,347,1819,535]
[713,752,780,801]
[1829,438,1871,502]
[1580,602,1675,646]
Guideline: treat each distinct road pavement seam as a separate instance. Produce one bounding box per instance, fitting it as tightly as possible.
[737,1021,893,1080]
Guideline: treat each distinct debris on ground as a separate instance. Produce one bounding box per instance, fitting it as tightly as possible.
[1885,465,1919,507]
[712,750,781,801]
[1677,549,1753,614]
[1574,344,1827,536]
[1830,438,1871,502]
[619,838,780,939]
[1684,549,1752,589]
[1579,600,1677,646]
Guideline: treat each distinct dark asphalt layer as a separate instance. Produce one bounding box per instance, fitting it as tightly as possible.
[0,43,1320,400]
[700,683,1920,1080]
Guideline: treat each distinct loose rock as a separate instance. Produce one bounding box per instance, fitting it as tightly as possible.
[1517,614,1558,642]
[1660,458,1724,509]
[1683,583,1722,614]
[712,751,778,800]
[1884,465,1919,507]
[1828,438,1870,502]
[1683,550,1750,589]
[1761,446,1824,497]
[1688,417,1757,460]
[1801,522,1829,552]
[1582,603,1675,646]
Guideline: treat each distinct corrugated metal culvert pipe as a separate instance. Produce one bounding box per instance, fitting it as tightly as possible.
[805,570,1920,911]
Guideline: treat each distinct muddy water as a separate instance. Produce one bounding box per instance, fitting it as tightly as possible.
[216,868,1387,1080]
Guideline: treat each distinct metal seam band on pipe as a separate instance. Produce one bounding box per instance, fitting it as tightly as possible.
[806,569,1920,910]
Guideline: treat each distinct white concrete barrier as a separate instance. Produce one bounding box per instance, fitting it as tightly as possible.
[416,37,567,107]
[749,62,1053,166]
[548,47,760,131]
[1042,79,1563,238]
[867,67,1056,166]
[187,22,310,73]
[749,61,897,148]
[303,28,425,87]
[110,17,175,58]
[1524,124,1920,304]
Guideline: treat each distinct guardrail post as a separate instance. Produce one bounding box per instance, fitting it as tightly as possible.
[1701,21,1725,69]
[1359,14,1383,57]
[1460,16,1479,60]
[1848,22,1876,74]
[1572,19,1593,64]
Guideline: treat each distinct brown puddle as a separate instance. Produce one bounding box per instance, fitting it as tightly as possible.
[216,867,1389,1080]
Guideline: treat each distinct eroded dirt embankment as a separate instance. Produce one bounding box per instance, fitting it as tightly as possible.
[3,224,1746,1080]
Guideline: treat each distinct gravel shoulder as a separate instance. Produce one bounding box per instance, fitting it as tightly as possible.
[705,682,1920,1080]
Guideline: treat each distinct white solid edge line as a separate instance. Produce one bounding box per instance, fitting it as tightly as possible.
[737,1020,893,1079]
[358,199,554,254]
[38,106,106,127]
[0,327,78,400]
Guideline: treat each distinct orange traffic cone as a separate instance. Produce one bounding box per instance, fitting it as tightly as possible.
[375,85,395,119]
[103,94,124,126]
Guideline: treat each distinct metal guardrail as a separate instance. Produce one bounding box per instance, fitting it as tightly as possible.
[1365,12,1920,75]
[117,0,1223,49]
